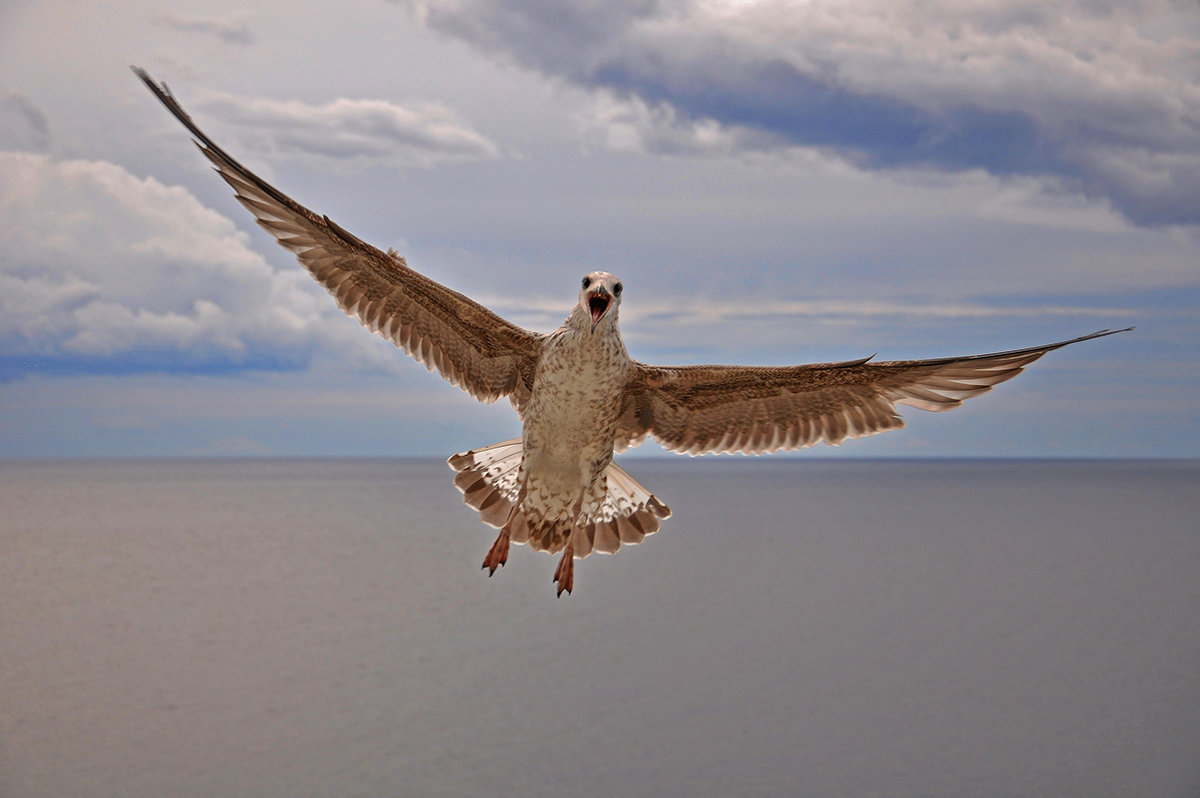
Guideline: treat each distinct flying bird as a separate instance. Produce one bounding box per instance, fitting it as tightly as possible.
[133,68,1130,596]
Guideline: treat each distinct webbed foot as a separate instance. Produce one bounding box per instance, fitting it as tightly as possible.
[553,543,574,597]
[482,528,510,576]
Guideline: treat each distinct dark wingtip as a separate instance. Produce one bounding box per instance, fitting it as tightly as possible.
[130,66,168,100]
[1061,327,1135,348]
[130,65,211,147]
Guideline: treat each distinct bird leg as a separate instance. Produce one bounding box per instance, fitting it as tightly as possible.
[554,499,588,597]
[482,503,520,576]
[482,527,510,576]
[553,542,574,597]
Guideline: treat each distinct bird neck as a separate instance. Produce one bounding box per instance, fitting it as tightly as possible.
[561,307,625,351]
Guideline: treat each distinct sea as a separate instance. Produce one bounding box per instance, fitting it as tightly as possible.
[2,457,1198,798]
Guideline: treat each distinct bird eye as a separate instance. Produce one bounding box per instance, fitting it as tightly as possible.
[613,282,623,295]
[582,276,592,289]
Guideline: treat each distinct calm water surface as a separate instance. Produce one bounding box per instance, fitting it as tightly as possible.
[2,458,1198,797]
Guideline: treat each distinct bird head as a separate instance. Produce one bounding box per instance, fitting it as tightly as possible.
[577,271,623,333]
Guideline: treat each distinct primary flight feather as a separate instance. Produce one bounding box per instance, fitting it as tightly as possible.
[133,68,1129,596]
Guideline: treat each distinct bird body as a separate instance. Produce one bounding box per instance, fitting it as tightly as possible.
[134,68,1130,596]
[465,273,652,593]
[522,304,629,532]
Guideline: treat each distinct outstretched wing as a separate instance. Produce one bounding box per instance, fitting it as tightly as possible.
[616,329,1130,455]
[133,68,542,406]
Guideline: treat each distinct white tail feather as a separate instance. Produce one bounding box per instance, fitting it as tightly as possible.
[448,439,671,559]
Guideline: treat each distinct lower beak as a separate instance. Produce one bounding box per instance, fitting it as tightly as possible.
[588,290,610,330]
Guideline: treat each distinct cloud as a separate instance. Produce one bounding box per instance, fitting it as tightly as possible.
[0,151,398,381]
[578,91,786,156]
[153,11,256,46]
[196,90,501,167]
[0,94,50,152]
[407,0,1200,226]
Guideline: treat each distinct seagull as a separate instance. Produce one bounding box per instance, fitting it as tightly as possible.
[133,68,1130,596]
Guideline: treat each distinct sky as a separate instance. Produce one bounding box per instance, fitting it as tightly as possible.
[0,0,1196,459]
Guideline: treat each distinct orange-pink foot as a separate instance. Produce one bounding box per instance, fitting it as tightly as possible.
[482,528,510,576]
[553,543,574,597]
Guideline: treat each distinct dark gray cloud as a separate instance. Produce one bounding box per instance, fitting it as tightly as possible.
[153,12,255,46]
[0,94,50,151]
[408,0,1200,226]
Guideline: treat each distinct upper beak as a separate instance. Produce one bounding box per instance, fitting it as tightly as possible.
[587,287,611,330]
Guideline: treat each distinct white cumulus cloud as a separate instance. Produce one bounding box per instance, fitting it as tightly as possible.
[195,90,502,168]
[0,151,396,377]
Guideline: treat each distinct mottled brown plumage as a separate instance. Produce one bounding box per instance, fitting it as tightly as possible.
[135,68,1130,596]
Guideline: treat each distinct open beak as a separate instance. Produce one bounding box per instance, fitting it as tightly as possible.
[587,288,611,331]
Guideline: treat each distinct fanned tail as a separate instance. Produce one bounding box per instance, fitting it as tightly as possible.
[448,439,524,527]
[447,440,671,559]
[575,461,671,558]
